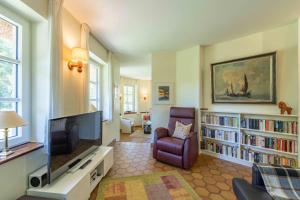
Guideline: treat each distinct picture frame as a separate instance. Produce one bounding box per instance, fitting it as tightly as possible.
[154,82,174,105]
[211,52,276,104]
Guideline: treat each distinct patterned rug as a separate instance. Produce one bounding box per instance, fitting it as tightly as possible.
[130,128,151,139]
[97,171,200,200]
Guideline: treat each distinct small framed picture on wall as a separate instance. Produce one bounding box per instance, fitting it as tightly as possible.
[154,82,174,105]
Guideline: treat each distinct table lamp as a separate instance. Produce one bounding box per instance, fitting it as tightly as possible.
[0,111,26,157]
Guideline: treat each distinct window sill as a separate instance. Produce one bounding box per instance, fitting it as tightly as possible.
[0,142,44,165]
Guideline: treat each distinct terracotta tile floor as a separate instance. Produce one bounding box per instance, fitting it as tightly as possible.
[92,142,252,200]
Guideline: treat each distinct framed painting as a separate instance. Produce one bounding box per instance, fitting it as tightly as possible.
[211,52,276,104]
[154,82,174,105]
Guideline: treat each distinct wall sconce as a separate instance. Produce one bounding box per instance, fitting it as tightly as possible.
[68,47,88,73]
[143,93,147,101]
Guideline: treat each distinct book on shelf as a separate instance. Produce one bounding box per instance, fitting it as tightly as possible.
[200,111,298,167]
[242,134,297,154]
[201,127,238,143]
[202,141,238,158]
[241,148,297,167]
[202,114,239,127]
[241,118,297,134]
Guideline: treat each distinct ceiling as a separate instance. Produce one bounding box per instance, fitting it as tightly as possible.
[64,0,300,80]
[118,54,151,80]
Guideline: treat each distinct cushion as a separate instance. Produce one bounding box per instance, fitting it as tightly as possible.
[232,178,273,200]
[157,137,184,155]
[51,131,68,144]
[51,118,67,132]
[172,121,192,139]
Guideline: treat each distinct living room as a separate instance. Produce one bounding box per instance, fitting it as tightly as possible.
[0,1,300,200]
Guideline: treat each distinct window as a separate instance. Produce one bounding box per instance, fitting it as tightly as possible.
[89,52,112,120]
[0,6,30,147]
[89,58,101,110]
[0,15,21,139]
[123,85,135,112]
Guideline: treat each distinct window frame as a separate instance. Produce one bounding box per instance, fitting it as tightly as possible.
[89,57,102,110]
[0,5,31,147]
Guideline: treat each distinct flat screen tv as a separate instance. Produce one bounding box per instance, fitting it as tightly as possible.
[48,111,102,182]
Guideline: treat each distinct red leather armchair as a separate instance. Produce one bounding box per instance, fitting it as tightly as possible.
[153,107,198,169]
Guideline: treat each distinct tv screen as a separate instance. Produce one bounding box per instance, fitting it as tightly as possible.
[48,111,102,182]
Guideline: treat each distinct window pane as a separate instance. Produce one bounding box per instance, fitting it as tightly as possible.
[0,101,16,111]
[89,64,97,82]
[0,129,17,139]
[89,83,97,99]
[127,86,133,93]
[0,61,17,98]
[0,17,17,59]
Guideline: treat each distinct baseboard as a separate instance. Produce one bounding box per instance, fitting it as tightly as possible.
[108,139,116,146]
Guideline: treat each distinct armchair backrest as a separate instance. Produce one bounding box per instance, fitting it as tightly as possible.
[168,107,195,135]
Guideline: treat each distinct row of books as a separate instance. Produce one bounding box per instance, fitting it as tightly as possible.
[242,134,297,153]
[201,127,238,143]
[241,149,297,167]
[202,141,238,158]
[202,114,239,127]
[240,118,297,134]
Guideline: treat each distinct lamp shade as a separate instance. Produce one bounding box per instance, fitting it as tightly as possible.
[0,111,26,129]
[71,47,88,64]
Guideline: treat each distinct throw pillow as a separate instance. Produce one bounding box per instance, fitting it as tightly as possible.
[51,118,67,132]
[172,121,192,139]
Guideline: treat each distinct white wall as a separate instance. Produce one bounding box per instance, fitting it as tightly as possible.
[138,79,152,112]
[62,8,83,116]
[102,55,121,145]
[176,46,201,108]
[175,45,203,133]
[0,149,47,200]
[203,22,298,114]
[31,19,50,143]
[151,52,176,136]
[89,35,108,63]
[112,56,121,141]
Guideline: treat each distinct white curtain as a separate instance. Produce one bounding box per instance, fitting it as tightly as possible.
[49,0,64,118]
[103,52,113,121]
[80,23,90,113]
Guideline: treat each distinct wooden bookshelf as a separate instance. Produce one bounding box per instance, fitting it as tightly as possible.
[200,110,299,167]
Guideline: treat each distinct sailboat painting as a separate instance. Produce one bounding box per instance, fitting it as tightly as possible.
[211,52,276,104]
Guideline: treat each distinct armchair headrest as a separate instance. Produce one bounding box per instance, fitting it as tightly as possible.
[170,107,195,119]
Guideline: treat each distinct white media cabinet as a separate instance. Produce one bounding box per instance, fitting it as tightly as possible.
[27,146,113,200]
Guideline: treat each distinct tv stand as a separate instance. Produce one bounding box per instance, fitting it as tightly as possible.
[27,146,113,200]
[68,158,82,169]
[80,159,92,169]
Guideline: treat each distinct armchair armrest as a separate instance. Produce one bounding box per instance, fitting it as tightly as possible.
[153,127,169,159]
[252,164,266,190]
[155,127,169,140]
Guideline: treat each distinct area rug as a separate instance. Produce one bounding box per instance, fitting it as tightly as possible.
[130,128,151,139]
[97,171,200,200]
